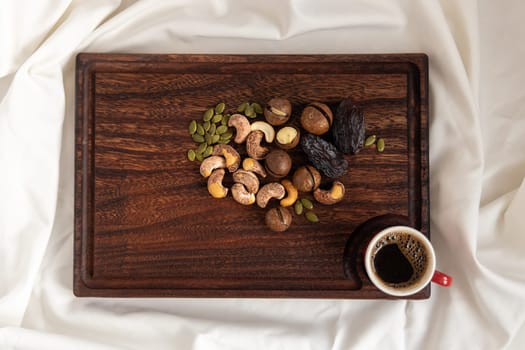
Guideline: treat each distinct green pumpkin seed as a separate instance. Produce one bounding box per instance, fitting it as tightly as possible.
[203,121,211,132]
[365,135,377,147]
[305,211,319,223]
[203,108,214,121]
[237,102,248,112]
[300,198,313,210]
[187,149,196,161]
[196,124,205,136]
[251,102,263,114]
[220,131,233,140]
[203,145,213,157]
[188,120,197,135]
[215,102,226,114]
[205,133,213,145]
[294,201,303,215]
[211,134,220,144]
[212,114,223,123]
[216,125,228,134]
[192,134,205,143]
[196,142,207,154]
[217,139,230,144]
[208,123,216,135]
[195,152,204,162]
[377,138,385,152]
[222,114,230,126]
[245,105,255,118]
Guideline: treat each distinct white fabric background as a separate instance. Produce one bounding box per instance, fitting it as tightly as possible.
[1,0,524,349]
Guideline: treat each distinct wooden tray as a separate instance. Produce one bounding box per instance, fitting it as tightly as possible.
[74,53,429,299]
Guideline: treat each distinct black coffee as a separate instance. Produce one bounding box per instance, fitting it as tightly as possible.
[371,231,428,289]
[373,243,414,283]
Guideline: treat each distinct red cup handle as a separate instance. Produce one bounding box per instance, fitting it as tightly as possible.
[432,270,452,287]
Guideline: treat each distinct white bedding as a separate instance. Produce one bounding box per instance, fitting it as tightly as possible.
[1,0,525,349]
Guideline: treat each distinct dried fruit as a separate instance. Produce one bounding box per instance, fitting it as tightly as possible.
[301,134,348,178]
[332,98,365,154]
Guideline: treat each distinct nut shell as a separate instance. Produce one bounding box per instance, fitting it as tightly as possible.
[264,98,292,126]
[300,102,333,135]
[265,207,292,232]
[292,165,322,192]
[264,149,292,178]
[275,126,300,150]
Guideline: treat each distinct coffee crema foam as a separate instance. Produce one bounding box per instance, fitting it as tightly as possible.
[371,231,429,290]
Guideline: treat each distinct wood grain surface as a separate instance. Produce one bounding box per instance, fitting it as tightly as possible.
[75,54,429,298]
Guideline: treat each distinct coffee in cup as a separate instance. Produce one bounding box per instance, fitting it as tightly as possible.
[364,226,451,296]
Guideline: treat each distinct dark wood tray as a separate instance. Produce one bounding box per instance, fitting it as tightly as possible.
[74,53,429,298]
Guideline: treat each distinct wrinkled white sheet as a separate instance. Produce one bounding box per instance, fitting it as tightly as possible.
[1,0,525,349]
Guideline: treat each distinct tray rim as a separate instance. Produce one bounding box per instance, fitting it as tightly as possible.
[74,53,429,299]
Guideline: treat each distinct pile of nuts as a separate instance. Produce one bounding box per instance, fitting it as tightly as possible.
[188,97,375,232]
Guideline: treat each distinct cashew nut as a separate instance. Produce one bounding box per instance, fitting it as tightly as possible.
[256,182,286,208]
[207,169,228,198]
[280,179,298,207]
[232,170,259,194]
[250,121,275,143]
[231,183,256,205]
[313,181,345,205]
[200,155,226,178]
[228,114,251,144]
[242,157,267,178]
[212,144,240,172]
[246,130,270,160]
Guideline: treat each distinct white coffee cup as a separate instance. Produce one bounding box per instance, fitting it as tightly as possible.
[364,226,451,297]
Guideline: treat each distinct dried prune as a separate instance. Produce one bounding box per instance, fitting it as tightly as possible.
[301,134,348,178]
[332,98,365,154]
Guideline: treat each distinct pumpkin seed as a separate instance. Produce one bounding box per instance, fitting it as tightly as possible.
[195,152,204,162]
[205,133,213,145]
[220,130,233,140]
[192,134,204,143]
[203,145,213,158]
[196,142,207,154]
[203,121,211,132]
[203,108,214,121]
[217,139,230,144]
[294,201,303,215]
[377,138,385,152]
[365,135,377,147]
[300,198,313,210]
[215,102,226,114]
[237,102,248,112]
[222,114,230,126]
[208,123,216,135]
[252,102,263,114]
[216,125,228,134]
[187,149,196,161]
[305,211,319,223]
[212,114,223,123]
[245,104,255,118]
[196,124,205,136]
[188,120,197,135]
[211,134,220,144]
